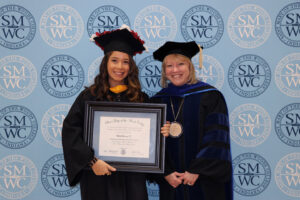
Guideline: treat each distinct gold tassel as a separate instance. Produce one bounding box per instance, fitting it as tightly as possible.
[198,44,203,69]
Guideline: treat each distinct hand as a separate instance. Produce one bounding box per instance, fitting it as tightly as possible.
[91,159,116,176]
[178,171,199,186]
[164,171,184,188]
[161,121,171,137]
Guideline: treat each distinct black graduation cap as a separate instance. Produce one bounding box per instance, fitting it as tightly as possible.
[153,41,200,62]
[90,25,146,56]
[153,41,204,68]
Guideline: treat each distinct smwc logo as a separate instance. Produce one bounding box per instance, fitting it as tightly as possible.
[233,153,271,196]
[0,155,38,199]
[138,55,162,97]
[275,2,300,47]
[228,54,271,98]
[39,4,84,49]
[275,153,300,198]
[134,5,177,49]
[40,55,84,98]
[275,103,300,147]
[275,53,300,97]
[0,55,37,100]
[230,104,271,147]
[87,5,130,37]
[41,154,79,197]
[0,5,36,49]
[227,4,271,48]
[181,5,224,49]
[41,104,70,148]
[0,105,38,149]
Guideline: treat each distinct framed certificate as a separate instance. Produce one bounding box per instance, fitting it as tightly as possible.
[84,101,166,173]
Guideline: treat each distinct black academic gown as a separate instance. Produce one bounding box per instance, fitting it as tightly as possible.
[62,88,149,200]
[152,82,233,200]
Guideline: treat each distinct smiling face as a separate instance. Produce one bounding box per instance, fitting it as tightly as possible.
[107,51,130,87]
[163,54,191,86]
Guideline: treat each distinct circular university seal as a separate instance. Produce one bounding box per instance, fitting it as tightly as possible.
[0,55,37,99]
[40,4,84,49]
[41,104,71,148]
[138,55,162,97]
[193,54,224,89]
[227,4,271,48]
[134,5,177,49]
[87,5,131,37]
[275,2,300,47]
[0,105,38,149]
[275,53,300,98]
[87,56,102,85]
[181,5,224,49]
[275,152,300,198]
[41,154,79,197]
[228,54,271,98]
[230,103,271,147]
[275,103,300,147]
[0,154,38,199]
[232,153,271,196]
[40,55,84,98]
[0,5,36,49]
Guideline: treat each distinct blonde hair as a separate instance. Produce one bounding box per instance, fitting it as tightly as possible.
[160,54,198,88]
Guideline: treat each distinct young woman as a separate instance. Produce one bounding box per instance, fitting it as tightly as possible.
[152,41,233,200]
[62,25,169,200]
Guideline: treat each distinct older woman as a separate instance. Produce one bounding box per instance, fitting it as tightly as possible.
[152,41,232,200]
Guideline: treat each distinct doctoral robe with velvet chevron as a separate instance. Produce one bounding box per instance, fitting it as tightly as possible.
[151,81,233,200]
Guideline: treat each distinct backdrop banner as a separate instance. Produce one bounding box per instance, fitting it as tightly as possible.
[0,0,299,200]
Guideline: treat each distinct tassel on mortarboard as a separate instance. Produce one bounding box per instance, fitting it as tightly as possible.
[198,44,203,69]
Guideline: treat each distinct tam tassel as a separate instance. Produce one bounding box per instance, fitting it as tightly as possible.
[198,44,203,69]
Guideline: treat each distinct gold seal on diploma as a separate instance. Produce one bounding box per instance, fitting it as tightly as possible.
[169,122,183,137]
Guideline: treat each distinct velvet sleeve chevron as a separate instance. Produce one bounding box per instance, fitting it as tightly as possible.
[188,91,232,183]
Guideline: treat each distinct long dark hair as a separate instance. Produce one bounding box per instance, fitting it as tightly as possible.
[88,52,145,102]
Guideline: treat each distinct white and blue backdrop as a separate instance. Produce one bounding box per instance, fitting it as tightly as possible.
[0,0,299,199]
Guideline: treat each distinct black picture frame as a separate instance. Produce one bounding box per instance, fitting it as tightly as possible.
[84,101,166,173]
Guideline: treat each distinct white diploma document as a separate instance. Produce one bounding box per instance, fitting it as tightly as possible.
[98,116,150,158]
